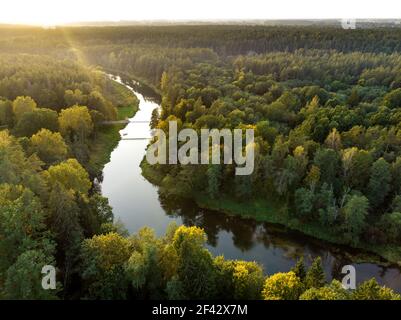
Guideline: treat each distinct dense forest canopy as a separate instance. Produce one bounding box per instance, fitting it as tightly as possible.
[3,25,401,52]
[1,24,401,299]
[77,26,401,252]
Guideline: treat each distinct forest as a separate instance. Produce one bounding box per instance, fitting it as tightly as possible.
[1,24,401,299]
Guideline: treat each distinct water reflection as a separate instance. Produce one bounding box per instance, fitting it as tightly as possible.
[157,194,401,289]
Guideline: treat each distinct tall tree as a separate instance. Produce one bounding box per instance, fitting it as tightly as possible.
[3,250,58,300]
[81,232,131,299]
[30,129,68,165]
[325,128,342,151]
[305,257,326,289]
[291,257,307,282]
[342,195,369,244]
[262,271,302,300]
[12,96,37,121]
[367,158,391,208]
[214,256,264,299]
[46,159,91,197]
[14,108,58,137]
[0,99,13,127]
[171,226,217,299]
[207,164,222,199]
[58,105,93,143]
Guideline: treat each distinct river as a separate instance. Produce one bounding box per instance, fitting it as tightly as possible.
[101,75,401,292]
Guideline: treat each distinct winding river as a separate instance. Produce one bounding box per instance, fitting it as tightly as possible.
[101,75,401,292]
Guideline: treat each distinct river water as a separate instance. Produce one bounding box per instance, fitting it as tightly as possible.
[101,75,401,292]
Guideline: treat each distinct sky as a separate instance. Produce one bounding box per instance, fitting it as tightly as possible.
[0,0,400,26]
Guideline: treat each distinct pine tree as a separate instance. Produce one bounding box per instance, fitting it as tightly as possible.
[291,257,306,281]
[367,158,391,208]
[305,257,326,289]
[207,165,221,199]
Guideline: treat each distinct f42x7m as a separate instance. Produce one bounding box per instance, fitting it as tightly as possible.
[196,304,247,315]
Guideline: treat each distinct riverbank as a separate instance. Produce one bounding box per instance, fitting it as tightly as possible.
[88,78,139,176]
[100,67,162,97]
[99,73,401,291]
[195,194,401,267]
[141,160,401,267]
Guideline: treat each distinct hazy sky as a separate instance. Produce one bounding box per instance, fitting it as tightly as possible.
[0,0,400,25]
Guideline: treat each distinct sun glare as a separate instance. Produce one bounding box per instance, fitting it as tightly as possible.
[0,0,400,26]
[1,0,68,26]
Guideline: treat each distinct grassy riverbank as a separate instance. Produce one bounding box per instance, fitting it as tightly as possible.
[88,79,139,176]
[101,67,162,97]
[141,160,401,266]
[194,194,401,266]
